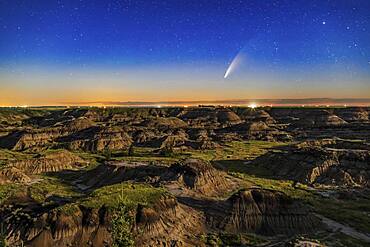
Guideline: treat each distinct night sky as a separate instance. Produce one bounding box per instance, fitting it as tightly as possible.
[0,0,370,105]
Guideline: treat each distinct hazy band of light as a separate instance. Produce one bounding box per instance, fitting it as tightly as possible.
[0,62,369,106]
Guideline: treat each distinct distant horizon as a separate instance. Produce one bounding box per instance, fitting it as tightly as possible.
[2,97,370,108]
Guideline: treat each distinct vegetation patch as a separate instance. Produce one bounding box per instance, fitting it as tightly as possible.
[80,182,167,209]
[183,140,287,162]
[0,149,33,166]
[28,176,82,203]
[111,203,135,247]
[0,183,21,204]
[312,196,370,234]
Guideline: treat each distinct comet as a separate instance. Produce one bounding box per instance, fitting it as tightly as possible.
[224,50,243,79]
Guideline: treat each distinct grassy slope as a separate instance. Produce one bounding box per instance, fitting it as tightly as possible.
[80,182,167,209]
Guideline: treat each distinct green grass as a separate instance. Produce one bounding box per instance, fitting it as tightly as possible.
[0,183,22,204]
[182,141,286,162]
[73,141,286,165]
[74,147,180,164]
[0,149,33,166]
[232,172,314,201]
[72,151,105,166]
[28,176,82,203]
[80,182,167,209]
[312,196,370,234]
[329,232,370,247]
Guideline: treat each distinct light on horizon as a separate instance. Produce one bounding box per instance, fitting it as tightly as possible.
[248,103,257,109]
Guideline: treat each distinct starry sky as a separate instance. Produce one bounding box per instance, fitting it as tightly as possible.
[0,0,370,106]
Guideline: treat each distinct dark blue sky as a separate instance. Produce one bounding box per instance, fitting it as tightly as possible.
[0,0,369,105]
[1,0,369,66]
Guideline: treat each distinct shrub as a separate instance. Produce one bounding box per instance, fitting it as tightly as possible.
[111,195,134,247]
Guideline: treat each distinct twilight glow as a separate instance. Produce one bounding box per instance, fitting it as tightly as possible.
[0,0,370,106]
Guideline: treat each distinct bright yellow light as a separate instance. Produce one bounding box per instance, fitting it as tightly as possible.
[248,103,257,109]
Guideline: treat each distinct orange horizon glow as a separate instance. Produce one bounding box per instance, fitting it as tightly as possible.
[1,64,370,107]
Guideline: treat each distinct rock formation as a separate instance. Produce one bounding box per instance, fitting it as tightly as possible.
[252,139,370,187]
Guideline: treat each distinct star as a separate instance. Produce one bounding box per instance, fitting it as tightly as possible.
[322,21,326,25]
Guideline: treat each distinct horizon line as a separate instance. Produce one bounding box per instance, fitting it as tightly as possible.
[2,98,370,108]
[63,98,370,106]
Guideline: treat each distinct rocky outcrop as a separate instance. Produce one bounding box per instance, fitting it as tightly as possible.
[295,110,347,127]
[135,129,218,150]
[162,159,230,196]
[1,188,318,247]
[134,195,204,246]
[9,150,87,174]
[60,126,132,152]
[268,108,347,127]
[159,134,188,150]
[2,193,204,247]
[233,108,276,124]
[178,107,241,126]
[334,108,369,123]
[133,129,159,145]
[252,139,370,187]
[177,188,318,236]
[219,189,317,235]
[141,117,188,129]
[0,128,62,151]
[219,121,292,141]
[216,109,242,125]
[0,150,86,184]
[0,167,31,184]
[0,118,94,151]
[2,203,112,247]
[77,159,231,197]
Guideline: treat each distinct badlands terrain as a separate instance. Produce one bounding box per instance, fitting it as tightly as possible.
[0,106,369,246]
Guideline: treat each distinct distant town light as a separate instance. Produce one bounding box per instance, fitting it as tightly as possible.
[248,103,257,109]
